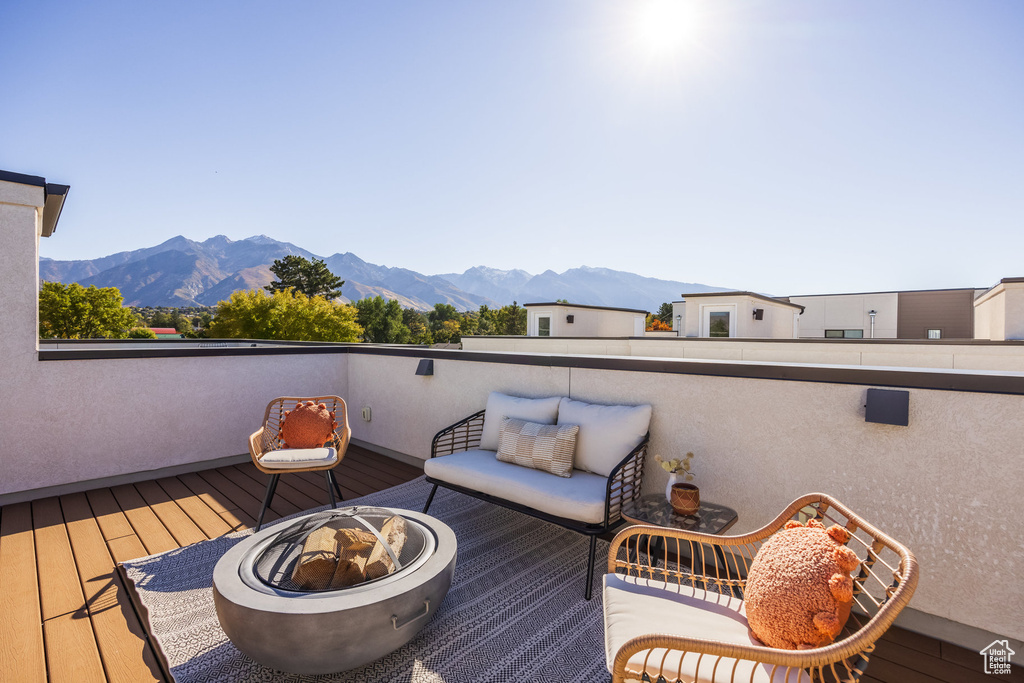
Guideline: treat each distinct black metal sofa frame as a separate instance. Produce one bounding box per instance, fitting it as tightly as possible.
[422,409,648,600]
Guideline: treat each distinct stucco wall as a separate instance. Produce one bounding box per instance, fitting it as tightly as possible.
[0,354,348,496]
[346,353,570,459]
[0,178,350,497]
[344,351,1024,644]
[681,295,798,338]
[527,305,643,337]
[1005,285,1024,340]
[974,290,1001,340]
[791,292,899,338]
[972,284,1024,341]
[462,336,1024,371]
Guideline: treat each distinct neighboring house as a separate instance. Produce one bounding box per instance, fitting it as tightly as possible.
[523,303,648,337]
[149,327,183,339]
[671,292,803,339]
[788,288,981,340]
[974,278,1024,341]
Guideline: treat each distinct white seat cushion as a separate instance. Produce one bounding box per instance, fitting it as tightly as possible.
[603,574,811,683]
[423,449,609,524]
[258,447,338,470]
[557,398,652,477]
[479,392,562,451]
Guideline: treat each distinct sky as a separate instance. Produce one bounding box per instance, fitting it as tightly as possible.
[2,0,1022,296]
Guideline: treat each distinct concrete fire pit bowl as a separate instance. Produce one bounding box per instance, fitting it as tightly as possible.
[212,506,457,675]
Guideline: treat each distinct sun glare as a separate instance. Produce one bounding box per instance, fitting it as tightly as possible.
[634,0,703,57]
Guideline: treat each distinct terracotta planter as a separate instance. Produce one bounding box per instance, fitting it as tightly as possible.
[670,483,700,515]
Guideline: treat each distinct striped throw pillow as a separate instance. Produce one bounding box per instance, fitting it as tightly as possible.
[496,417,579,478]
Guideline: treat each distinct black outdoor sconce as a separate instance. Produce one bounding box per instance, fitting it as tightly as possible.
[566,314,574,324]
[864,388,909,426]
[752,308,764,320]
[415,359,434,376]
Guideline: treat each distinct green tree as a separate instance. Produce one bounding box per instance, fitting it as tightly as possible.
[475,305,496,335]
[265,255,345,300]
[427,303,460,336]
[354,296,411,343]
[655,302,674,324]
[460,310,479,336]
[433,319,462,344]
[39,282,139,339]
[402,308,432,344]
[128,327,158,339]
[209,289,362,342]
[493,301,527,335]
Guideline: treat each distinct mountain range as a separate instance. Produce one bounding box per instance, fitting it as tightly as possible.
[39,235,725,312]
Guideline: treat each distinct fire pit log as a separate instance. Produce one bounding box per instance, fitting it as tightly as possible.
[292,516,410,589]
[365,515,408,579]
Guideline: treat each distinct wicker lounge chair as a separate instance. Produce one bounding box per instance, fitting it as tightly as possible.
[248,396,351,531]
[604,493,918,683]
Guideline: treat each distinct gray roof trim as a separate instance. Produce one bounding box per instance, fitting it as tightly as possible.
[42,184,70,237]
[37,341,1024,395]
[0,171,69,236]
[523,302,649,314]
[0,169,46,187]
[678,291,805,312]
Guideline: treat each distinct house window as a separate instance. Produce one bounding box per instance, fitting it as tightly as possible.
[927,329,941,340]
[825,329,864,339]
[700,305,736,338]
[538,317,551,337]
[708,312,730,337]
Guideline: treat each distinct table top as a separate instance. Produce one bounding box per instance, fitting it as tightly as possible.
[621,495,738,535]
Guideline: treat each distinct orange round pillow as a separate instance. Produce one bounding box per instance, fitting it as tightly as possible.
[279,401,338,449]
[745,519,861,650]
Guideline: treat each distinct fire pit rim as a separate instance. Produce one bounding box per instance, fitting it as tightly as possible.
[213,507,456,615]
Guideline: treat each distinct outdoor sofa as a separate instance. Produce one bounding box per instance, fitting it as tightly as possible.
[422,391,651,599]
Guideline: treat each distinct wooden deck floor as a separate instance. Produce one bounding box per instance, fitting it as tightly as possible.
[0,446,1019,683]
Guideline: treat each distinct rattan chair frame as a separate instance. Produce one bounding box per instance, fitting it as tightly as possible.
[605,492,919,683]
[423,409,648,600]
[248,396,352,530]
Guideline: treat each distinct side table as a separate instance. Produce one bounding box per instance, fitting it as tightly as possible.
[621,495,738,570]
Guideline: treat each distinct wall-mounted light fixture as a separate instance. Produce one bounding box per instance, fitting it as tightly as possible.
[566,314,574,324]
[752,308,764,320]
[865,388,909,426]
[675,314,682,337]
[415,359,434,376]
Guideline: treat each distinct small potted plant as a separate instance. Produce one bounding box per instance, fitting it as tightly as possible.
[654,452,700,515]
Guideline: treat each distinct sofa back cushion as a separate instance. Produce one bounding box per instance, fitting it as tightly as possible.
[480,392,562,451]
[557,398,652,477]
[496,417,579,478]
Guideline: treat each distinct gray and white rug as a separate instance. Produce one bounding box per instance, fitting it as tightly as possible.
[121,476,613,682]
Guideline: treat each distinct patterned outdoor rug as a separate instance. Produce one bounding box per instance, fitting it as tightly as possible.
[121,476,612,682]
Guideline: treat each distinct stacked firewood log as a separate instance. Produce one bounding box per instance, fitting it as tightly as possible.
[291,515,408,590]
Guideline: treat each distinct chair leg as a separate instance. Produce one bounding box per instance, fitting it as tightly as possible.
[256,474,280,532]
[585,534,598,601]
[327,469,344,503]
[325,471,337,509]
[422,484,438,513]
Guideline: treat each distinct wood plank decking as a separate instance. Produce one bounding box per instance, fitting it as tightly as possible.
[0,446,1018,683]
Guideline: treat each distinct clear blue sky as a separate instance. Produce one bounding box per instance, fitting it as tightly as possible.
[2,0,1022,295]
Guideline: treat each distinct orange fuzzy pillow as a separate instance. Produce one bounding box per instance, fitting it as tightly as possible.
[279,401,338,449]
[745,519,861,650]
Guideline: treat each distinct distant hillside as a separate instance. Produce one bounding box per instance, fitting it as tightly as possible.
[40,234,726,311]
[438,265,724,312]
